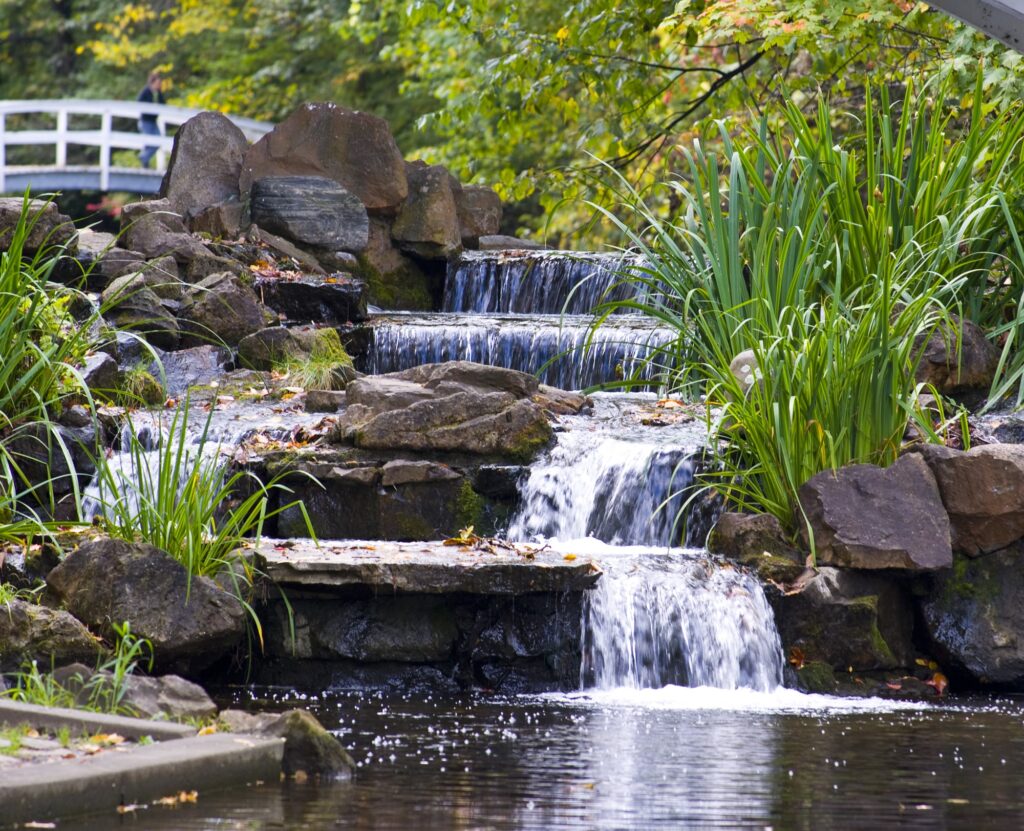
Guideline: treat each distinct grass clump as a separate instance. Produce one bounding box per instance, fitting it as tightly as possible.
[275,328,355,391]
[591,74,1022,539]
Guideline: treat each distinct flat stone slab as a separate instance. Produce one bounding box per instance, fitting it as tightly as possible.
[0,700,194,741]
[254,538,602,594]
[1,732,283,826]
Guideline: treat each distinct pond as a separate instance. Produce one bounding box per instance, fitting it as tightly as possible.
[61,686,1024,830]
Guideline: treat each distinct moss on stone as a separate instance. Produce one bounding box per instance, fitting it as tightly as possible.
[361,263,434,311]
[117,368,164,406]
[796,660,837,693]
[454,480,486,531]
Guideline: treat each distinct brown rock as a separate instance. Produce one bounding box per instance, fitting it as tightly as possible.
[392,162,462,259]
[798,454,952,571]
[240,103,407,214]
[0,198,77,257]
[0,599,104,673]
[356,217,435,310]
[913,443,1024,556]
[708,512,806,584]
[455,184,502,245]
[914,316,998,396]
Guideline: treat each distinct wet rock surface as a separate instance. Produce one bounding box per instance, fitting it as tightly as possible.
[250,175,369,252]
[254,272,368,324]
[0,599,104,673]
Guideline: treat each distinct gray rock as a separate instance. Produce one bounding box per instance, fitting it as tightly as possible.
[5,421,98,502]
[104,266,185,304]
[101,283,181,351]
[81,352,120,395]
[798,454,952,571]
[254,227,326,275]
[184,251,245,283]
[0,198,77,256]
[392,162,462,259]
[180,272,269,347]
[335,362,551,461]
[912,443,1024,556]
[772,567,915,672]
[455,184,502,245]
[240,103,408,215]
[119,199,213,264]
[304,389,346,412]
[160,111,249,220]
[151,344,232,396]
[254,273,368,325]
[250,175,369,252]
[237,325,347,371]
[315,250,359,272]
[188,198,244,239]
[95,247,147,284]
[708,512,806,584]
[477,234,546,251]
[0,599,104,673]
[914,316,998,396]
[46,538,246,673]
[52,664,217,721]
[73,229,117,277]
[922,546,1024,687]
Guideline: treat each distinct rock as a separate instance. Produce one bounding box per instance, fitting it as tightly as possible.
[119,199,212,264]
[254,227,326,275]
[95,247,147,285]
[151,344,232,396]
[250,175,369,252]
[798,454,952,571]
[180,272,269,347]
[254,273,368,325]
[921,547,1024,687]
[914,316,998,396]
[237,325,348,372]
[104,267,185,304]
[81,352,120,396]
[304,389,346,412]
[772,567,915,672]
[262,709,356,778]
[728,349,761,397]
[477,234,546,251]
[912,443,1024,556]
[455,185,502,246]
[391,162,462,259]
[0,599,104,673]
[315,250,359,272]
[334,362,551,460]
[0,198,77,257]
[46,538,246,673]
[73,229,117,280]
[189,198,244,239]
[184,251,244,283]
[101,283,181,351]
[5,421,98,504]
[533,385,590,416]
[708,512,806,584]
[52,664,217,721]
[160,111,249,220]
[240,103,408,214]
[356,217,436,310]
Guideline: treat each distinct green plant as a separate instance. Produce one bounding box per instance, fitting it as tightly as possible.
[88,397,316,648]
[273,329,355,392]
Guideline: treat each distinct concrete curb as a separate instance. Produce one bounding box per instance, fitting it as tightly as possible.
[0,732,284,826]
[0,699,194,741]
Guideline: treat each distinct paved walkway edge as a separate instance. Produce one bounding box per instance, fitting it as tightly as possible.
[0,699,195,740]
[0,733,284,826]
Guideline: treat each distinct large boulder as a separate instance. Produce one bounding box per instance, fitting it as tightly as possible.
[455,184,502,246]
[391,162,462,259]
[914,317,998,397]
[0,198,77,257]
[921,547,1024,687]
[240,103,408,215]
[250,176,369,252]
[119,199,212,264]
[238,325,350,372]
[160,111,249,221]
[912,443,1024,557]
[0,599,104,673]
[356,217,436,310]
[179,271,269,347]
[332,362,552,461]
[52,663,217,721]
[220,708,354,779]
[798,454,952,571]
[772,567,916,673]
[46,538,246,673]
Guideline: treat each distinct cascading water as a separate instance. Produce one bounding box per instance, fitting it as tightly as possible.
[362,313,676,391]
[443,250,645,315]
[507,394,783,692]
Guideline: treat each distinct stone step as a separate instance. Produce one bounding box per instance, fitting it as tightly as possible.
[253,538,602,595]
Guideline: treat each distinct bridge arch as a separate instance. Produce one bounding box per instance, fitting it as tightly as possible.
[0,100,272,194]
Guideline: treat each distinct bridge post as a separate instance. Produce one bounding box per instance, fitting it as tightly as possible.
[99,109,111,192]
[55,109,67,167]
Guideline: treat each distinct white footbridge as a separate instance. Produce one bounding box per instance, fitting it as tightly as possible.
[0,100,272,194]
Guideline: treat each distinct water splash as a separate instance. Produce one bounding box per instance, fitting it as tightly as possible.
[580,549,783,692]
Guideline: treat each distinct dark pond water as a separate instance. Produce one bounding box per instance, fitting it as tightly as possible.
[60,686,1024,830]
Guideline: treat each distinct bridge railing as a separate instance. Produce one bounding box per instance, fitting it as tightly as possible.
[0,99,272,193]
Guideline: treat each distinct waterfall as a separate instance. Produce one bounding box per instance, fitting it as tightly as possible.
[507,395,783,692]
[362,312,676,390]
[581,550,784,691]
[443,250,646,315]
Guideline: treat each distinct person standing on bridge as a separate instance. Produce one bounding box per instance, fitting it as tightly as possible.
[137,71,166,168]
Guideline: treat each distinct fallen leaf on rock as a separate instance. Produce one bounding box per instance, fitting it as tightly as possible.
[563,553,577,561]
[926,672,949,696]
[91,733,125,746]
[197,725,217,736]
